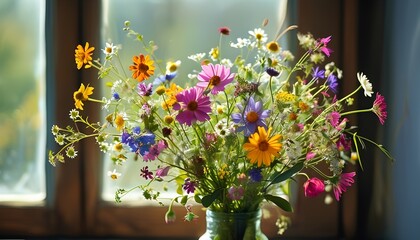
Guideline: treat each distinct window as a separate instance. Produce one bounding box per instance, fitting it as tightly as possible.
[0,0,360,238]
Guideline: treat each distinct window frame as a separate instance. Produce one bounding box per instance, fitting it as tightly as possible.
[0,0,359,238]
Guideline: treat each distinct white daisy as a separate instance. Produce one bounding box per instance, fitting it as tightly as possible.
[102,42,118,56]
[187,53,206,62]
[248,28,268,43]
[108,169,122,180]
[357,72,373,97]
[230,38,251,49]
[166,60,181,73]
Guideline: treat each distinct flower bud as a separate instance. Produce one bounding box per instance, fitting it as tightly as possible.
[155,85,166,95]
[164,115,174,124]
[165,208,176,224]
[303,178,325,197]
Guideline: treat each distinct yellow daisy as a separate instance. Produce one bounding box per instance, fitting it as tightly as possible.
[75,42,95,69]
[243,127,282,167]
[73,83,94,110]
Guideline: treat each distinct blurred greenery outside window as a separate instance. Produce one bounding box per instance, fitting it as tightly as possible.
[0,0,46,202]
[100,0,291,203]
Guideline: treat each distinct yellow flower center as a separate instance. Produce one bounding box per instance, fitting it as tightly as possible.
[187,101,198,111]
[110,174,118,180]
[267,41,280,52]
[256,33,263,40]
[258,140,269,151]
[169,64,177,72]
[106,47,112,54]
[246,111,259,123]
[209,76,221,87]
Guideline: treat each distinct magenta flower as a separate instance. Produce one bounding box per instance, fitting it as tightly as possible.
[319,35,333,57]
[143,140,167,161]
[328,111,341,127]
[173,87,211,126]
[228,186,244,200]
[333,172,356,201]
[156,166,171,177]
[306,152,316,161]
[336,134,351,152]
[372,92,387,125]
[196,64,235,94]
[303,178,325,197]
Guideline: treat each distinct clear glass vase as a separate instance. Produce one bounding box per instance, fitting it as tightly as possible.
[199,209,268,240]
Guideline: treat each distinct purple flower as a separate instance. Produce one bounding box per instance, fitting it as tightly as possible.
[156,166,171,177]
[138,82,153,96]
[372,92,387,125]
[326,74,339,94]
[112,92,120,100]
[140,166,153,180]
[228,186,244,200]
[121,128,155,155]
[312,66,325,79]
[196,64,235,94]
[182,178,196,194]
[249,168,263,182]
[143,140,167,161]
[173,87,211,126]
[231,96,270,136]
[266,67,280,77]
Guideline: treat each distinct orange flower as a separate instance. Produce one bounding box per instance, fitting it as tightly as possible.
[243,127,282,167]
[129,54,155,81]
[75,42,94,69]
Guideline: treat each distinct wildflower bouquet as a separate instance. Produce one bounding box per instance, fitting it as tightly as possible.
[49,20,393,233]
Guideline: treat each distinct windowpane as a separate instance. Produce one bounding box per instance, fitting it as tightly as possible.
[0,0,46,202]
[100,0,290,202]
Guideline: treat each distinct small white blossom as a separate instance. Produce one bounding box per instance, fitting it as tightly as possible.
[51,125,59,136]
[108,169,122,180]
[188,53,206,62]
[65,146,78,158]
[188,73,197,79]
[220,58,233,68]
[357,72,373,97]
[248,28,268,43]
[166,60,181,73]
[102,42,118,56]
[230,38,251,48]
[281,50,295,62]
[55,134,65,146]
[69,109,79,120]
[297,33,316,49]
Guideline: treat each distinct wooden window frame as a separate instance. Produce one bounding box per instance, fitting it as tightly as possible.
[0,0,360,239]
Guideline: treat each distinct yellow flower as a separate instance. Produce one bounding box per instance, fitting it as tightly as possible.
[75,42,95,69]
[161,83,183,110]
[243,127,282,167]
[114,114,125,131]
[129,54,155,82]
[73,83,94,110]
[276,91,296,102]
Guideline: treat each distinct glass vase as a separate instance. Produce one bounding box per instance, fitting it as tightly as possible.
[199,209,268,240]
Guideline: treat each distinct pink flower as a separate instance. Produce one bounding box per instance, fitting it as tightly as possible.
[173,87,211,126]
[155,166,171,177]
[306,152,316,160]
[372,92,387,125]
[336,134,351,151]
[303,178,325,197]
[218,26,231,35]
[333,172,356,201]
[328,111,341,127]
[228,186,244,200]
[196,64,235,94]
[143,140,167,161]
[319,36,333,57]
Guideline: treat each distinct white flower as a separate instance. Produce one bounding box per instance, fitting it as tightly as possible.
[69,109,79,120]
[248,28,268,43]
[65,146,78,158]
[357,72,373,97]
[102,42,118,56]
[220,58,233,68]
[166,60,181,73]
[297,33,316,49]
[230,38,251,48]
[281,50,295,62]
[187,53,205,62]
[108,169,121,180]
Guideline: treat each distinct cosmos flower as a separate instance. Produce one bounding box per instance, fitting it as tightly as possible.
[196,64,235,94]
[333,172,356,201]
[372,92,387,125]
[173,87,211,126]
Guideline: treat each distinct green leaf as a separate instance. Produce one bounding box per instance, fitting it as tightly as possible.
[201,188,223,208]
[269,162,304,185]
[180,195,188,205]
[264,194,293,212]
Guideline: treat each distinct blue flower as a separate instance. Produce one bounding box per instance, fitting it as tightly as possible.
[249,168,263,182]
[326,74,339,94]
[153,72,177,87]
[121,127,155,155]
[231,96,270,136]
[312,66,325,79]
